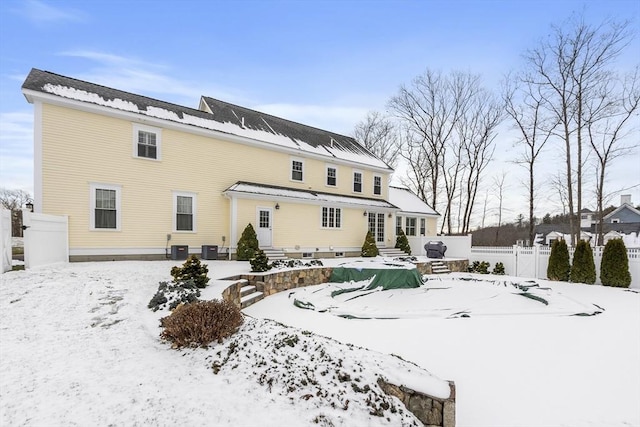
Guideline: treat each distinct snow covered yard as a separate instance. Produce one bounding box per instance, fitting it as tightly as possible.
[1,259,639,426]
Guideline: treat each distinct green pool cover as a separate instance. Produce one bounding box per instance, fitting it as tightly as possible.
[329,267,422,293]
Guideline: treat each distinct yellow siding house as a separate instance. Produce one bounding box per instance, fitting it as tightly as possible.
[21,69,438,261]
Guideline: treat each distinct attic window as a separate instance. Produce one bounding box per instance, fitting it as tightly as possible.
[291,159,304,182]
[133,124,161,160]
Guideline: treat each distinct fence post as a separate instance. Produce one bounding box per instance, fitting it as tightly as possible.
[513,245,518,277]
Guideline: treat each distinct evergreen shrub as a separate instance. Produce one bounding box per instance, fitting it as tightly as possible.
[600,238,631,288]
[361,231,379,257]
[492,262,505,275]
[170,255,209,288]
[570,240,596,284]
[395,229,411,255]
[237,223,259,261]
[547,239,570,281]
[250,249,271,272]
[160,300,244,348]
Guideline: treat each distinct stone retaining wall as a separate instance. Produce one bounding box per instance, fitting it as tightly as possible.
[378,379,456,427]
[222,259,467,309]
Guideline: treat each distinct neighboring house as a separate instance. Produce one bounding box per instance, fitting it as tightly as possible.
[580,208,596,229]
[21,68,431,261]
[603,196,640,224]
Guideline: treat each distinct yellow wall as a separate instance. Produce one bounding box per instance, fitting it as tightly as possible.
[40,104,392,252]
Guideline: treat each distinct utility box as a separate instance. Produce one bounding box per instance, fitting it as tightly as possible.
[201,245,218,260]
[170,245,188,260]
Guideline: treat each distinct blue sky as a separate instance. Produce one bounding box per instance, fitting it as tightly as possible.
[1,0,639,223]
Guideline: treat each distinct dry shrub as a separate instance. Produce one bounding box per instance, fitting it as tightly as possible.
[160,300,243,348]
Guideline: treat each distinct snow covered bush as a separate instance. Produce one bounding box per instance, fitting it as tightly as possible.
[361,231,379,257]
[394,229,411,255]
[250,249,271,272]
[468,261,490,274]
[570,240,596,284]
[237,223,259,261]
[492,262,505,275]
[600,238,631,288]
[160,300,244,348]
[547,239,570,281]
[148,281,201,312]
[170,255,209,289]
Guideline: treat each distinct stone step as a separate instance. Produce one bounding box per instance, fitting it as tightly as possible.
[240,291,264,309]
[378,248,409,257]
[260,248,287,261]
[240,285,257,298]
[431,261,451,274]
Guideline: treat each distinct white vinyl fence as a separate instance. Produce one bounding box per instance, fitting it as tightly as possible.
[23,211,69,269]
[470,245,640,289]
[1,208,11,273]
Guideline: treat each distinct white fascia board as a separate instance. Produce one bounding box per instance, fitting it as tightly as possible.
[223,189,398,211]
[22,89,393,174]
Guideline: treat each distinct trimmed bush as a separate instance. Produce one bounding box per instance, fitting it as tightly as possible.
[547,239,570,281]
[170,255,209,288]
[250,249,271,272]
[394,229,411,255]
[492,262,505,275]
[237,223,259,261]
[600,238,631,288]
[361,231,379,257]
[468,260,490,274]
[160,300,244,348]
[570,240,596,284]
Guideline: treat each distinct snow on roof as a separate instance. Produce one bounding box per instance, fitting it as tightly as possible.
[22,69,391,171]
[388,186,439,216]
[224,181,398,209]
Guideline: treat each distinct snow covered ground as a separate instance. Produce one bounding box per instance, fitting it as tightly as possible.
[1,258,639,426]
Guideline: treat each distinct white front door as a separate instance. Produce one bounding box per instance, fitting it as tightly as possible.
[256,207,273,247]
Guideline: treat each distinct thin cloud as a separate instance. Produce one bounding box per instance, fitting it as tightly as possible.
[19,0,86,25]
[0,111,34,193]
[57,50,245,107]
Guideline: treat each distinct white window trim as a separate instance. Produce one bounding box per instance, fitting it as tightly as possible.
[325,164,338,187]
[373,175,382,195]
[290,157,305,182]
[352,169,363,194]
[172,191,197,233]
[89,183,121,231]
[405,217,417,236]
[320,206,342,229]
[133,123,162,161]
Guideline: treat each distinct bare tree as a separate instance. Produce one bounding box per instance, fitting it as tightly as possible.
[524,14,633,245]
[389,69,501,234]
[353,111,401,169]
[0,188,32,237]
[492,172,508,245]
[586,67,640,244]
[503,75,557,245]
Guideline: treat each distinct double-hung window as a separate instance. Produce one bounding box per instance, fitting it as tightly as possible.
[373,176,382,195]
[173,191,196,232]
[291,159,304,181]
[396,216,403,235]
[420,218,426,236]
[321,207,341,228]
[326,165,337,187]
[133,124,161,160]
[90,183,121,231]
[353,171,362,193]
[405,217,417,236]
